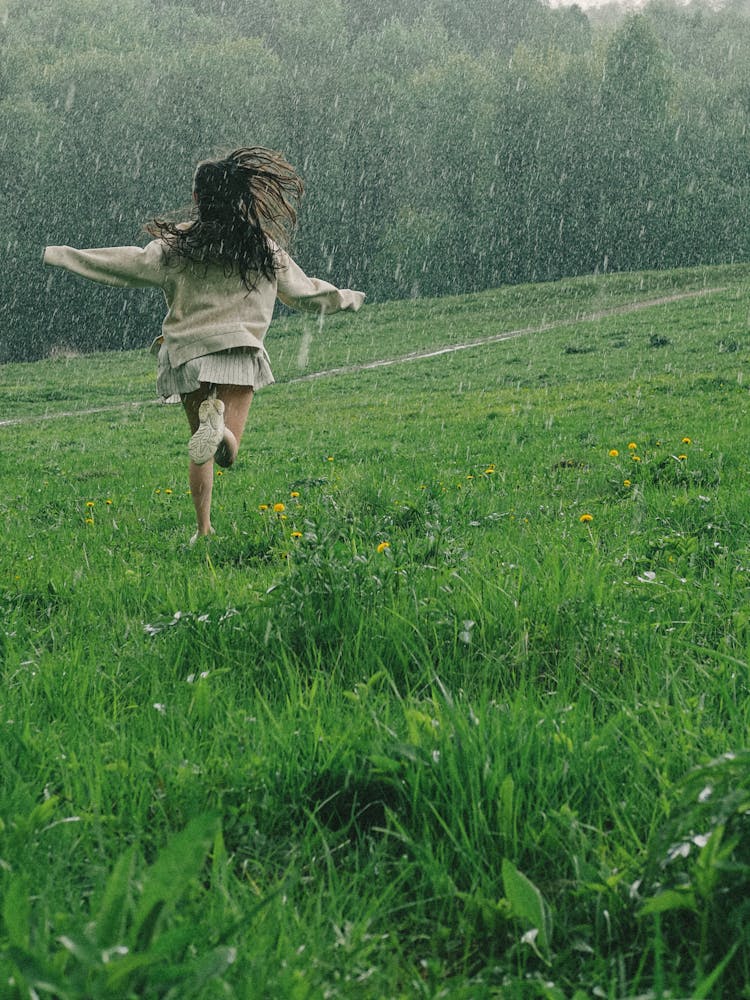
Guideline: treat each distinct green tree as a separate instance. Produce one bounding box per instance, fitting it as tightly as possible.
[601,13,669,125]
[3,0,750,361]
[594,14,672,271]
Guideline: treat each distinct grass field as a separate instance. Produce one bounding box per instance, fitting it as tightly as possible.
[1,265,749,998]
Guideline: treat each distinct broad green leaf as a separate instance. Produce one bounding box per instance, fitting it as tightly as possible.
[2,878,30,948]
[501,858,553,953]
[94,844,137,948]
[210,827,229,896]
[638,888,697,916]
[130,814,221,950]
[26,797,59,832]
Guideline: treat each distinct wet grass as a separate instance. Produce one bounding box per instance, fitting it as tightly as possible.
[2,261,747,418]
[1,265,750,998]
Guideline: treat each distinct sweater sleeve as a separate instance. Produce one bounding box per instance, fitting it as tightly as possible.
[43,241,167,289]
[275,249,365,315]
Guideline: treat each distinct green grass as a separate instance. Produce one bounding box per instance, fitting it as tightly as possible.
[1,265,749,998]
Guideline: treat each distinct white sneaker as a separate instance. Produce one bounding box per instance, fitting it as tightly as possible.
[188,398,225,465]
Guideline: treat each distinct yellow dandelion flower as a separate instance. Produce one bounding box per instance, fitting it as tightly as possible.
[681,437,692,444]
[291,531,303,539]
[631,455,641,462]
[484,468,495,475]
[290,491,300,498]
[105,499,113,506]
[466,474,474,480]
[155,488,161,494]
[216,471,223,477]
[579,513,593,523]
[165,488,173,494]
[628,442,637,450]
[258,504,268,511]
[326,456,334,462]
[678,454,687,461]
[609,449,619,457]
[86,501,95,508]
[377,541,391,553]
[85,517,94,525]
[623,479,632,487]
[273,502,286,513]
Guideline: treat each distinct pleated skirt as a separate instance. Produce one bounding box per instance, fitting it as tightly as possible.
[156,343,275,399]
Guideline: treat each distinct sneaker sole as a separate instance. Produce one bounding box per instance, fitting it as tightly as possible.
[188,399,225,465]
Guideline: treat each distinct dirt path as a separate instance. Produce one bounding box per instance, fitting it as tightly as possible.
[288,285,725,383]
[0,285,725,428]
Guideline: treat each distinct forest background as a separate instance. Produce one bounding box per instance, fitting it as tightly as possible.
[2,0,750,363]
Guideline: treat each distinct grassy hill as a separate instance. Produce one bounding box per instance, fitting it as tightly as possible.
[1,266,749,998]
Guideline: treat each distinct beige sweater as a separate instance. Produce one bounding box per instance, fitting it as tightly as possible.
[43,240,365,367]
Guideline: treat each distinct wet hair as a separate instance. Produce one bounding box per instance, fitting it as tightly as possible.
[146,147,304,291]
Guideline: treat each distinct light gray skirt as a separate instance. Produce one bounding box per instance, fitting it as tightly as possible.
[156,343,275,399]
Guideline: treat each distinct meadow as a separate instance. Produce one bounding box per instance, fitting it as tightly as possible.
[1,265,749,998]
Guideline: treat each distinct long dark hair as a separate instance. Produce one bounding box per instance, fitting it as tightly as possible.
[146,147,304,291]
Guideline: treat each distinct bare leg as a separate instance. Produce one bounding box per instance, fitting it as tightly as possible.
[215,384,254,468]
[182,385,216,538]
[181,383,254,538]
[189,457,215,538]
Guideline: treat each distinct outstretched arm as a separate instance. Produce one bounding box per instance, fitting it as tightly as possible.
[275,248,365,315]
[43,240,166,289]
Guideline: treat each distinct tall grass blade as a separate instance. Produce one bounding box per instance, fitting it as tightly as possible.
[692,942,741,999]
[7,945,70,999]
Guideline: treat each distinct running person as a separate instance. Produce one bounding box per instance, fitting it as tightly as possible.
[44,147,365,543]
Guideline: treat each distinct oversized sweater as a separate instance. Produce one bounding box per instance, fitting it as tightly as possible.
[43,240,365,367]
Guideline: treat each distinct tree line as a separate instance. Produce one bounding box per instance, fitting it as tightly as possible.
[2,0,749,362]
